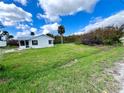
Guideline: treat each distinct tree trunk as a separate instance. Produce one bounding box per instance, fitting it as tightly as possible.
[61,35,64,44]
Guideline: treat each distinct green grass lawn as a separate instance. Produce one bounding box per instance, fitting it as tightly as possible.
[0,44,124,93]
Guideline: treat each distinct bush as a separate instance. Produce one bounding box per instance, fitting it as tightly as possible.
[81,26,124,45]
[7,39,19,47]
[54,35,81,44]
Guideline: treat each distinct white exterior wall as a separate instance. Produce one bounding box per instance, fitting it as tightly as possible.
[18,35,54,49]
[19,45,26,49]
[29,36,54,48]
[18,41,27,49]
[0,41,7,47]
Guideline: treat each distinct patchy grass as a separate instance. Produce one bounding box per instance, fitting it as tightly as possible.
[0,44,124,93]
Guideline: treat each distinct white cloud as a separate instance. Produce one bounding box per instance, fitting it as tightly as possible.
[30,27,37,32]
[17,22,58,36]
[16,31,30,37]
[40,23,59,34]
[16,24,30,37]
[37,13,44,20]
[0,2,32,26]
[74,10,124,35]
[16,28,37,37]
[14,0,27,6]
[0,2,35,37]
[16,24,30,31]
[38,0,99,22]
[16,24,37,37]
[89,17,103,24]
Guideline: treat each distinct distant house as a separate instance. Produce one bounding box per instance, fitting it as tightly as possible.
[0,36,7,47]
[17,35,54,49]
[0,40,7,47]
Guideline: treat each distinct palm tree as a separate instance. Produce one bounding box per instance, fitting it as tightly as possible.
[58,25,65,44]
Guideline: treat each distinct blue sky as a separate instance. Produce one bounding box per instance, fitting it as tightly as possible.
[0,0,124,37]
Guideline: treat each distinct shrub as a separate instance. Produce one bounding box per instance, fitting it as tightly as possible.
[81,26,124,45]
[7,39,19,47]
[54,35,81,44]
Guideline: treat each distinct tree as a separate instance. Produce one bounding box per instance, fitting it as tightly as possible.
[81,25,124,45]
[119,24,124,31]
[0,31,14,41]
[58,25,65,44]
[8,35,14,39]
[0,22,13,41]
[2,31,9,35]
[1,31,9,40]
[0,31,8,40]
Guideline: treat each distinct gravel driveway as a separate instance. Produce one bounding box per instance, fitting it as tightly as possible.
[110,60,124,93]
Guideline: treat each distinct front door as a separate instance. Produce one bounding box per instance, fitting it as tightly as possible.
[26,40,29,48]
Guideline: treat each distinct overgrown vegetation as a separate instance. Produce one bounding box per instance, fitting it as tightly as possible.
[7,39,19,47]
[54,25,124,45]
[0,44,124,93]
[54,35,81,44]
[81,26,124,45]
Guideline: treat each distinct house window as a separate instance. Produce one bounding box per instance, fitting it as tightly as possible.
[32,40,38,45]
[20,40,25,46]
[48,40,52,44]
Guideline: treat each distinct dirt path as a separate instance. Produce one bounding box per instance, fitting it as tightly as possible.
[110,60,124,93]
[0,48,23,55]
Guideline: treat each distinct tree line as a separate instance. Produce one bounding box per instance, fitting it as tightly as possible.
[52,25,124,45]
[1,23,124,47]
[81,25,124,45]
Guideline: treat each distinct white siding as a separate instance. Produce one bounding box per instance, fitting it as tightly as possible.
[29,36,54,48]
[0,41,7,47]
[18,35,54,49]
[19,46,26,49]
[18,40,26,49]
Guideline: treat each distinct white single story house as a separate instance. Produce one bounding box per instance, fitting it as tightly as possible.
[0,40,7,47]
[0,36,7,47]
[17,35,54,49]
